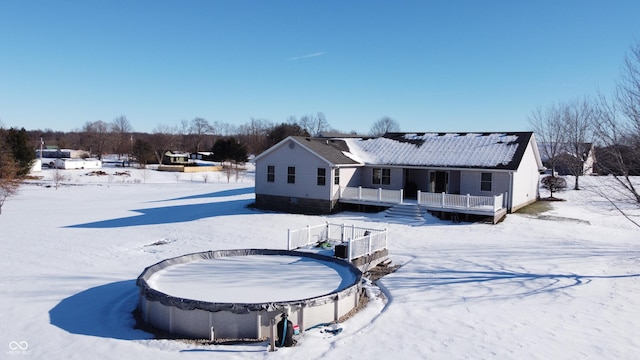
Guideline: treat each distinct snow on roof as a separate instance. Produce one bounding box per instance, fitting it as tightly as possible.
[341,132,531,169]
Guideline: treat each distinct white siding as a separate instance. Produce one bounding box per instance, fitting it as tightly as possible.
[255,139,333,200]
[459,170,510,197]
[333,167,359,199]
[511,140,540,211]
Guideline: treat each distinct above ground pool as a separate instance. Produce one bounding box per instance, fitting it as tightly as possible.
[137,249,362,340]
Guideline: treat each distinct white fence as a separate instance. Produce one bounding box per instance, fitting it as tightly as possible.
[287,222,388,262]
[345,229,387,262]
[340,187,403,204]
[417,191,504,212]
[340,186,504,213]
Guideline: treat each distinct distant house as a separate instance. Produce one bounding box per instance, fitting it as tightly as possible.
[252,132,545,223]
[539,142,595,176]
[161,151,190,165]
[36,148,89,161]
[190,151,215,162]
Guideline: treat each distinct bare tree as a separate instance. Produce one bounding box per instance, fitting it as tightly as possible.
[111,115,133,159]
[221,163,234,183]
[82,120,111,160]
[559,98,595,190]
[150,124,179,164]
[298,112,329,136]
[238,118,272,155]
[186,117,213,153]
[52,167,66,189]
[529,104,567,175]
[593,93,640,203]
[370,116,400,136]
[592,40,640,204]
[617,39,640,138]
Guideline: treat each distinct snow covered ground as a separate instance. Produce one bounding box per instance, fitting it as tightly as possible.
[1,163,639,359]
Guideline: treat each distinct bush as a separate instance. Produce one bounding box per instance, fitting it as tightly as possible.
[541,175,567,197]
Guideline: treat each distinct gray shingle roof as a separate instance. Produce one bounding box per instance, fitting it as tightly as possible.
[282,132,537,171]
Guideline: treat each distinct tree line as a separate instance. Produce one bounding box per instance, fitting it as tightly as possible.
[11,113,400,164]
[0,113,399,212]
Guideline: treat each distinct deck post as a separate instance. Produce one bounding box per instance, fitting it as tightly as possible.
[441,192,445,208]
[399,189,404,204]
[287,229,292,250]
[417,190,421,205]
[494,194,501,211]
[358,186,362,200]
[384,229,388,249]
[306,225,311,246]
[269,318,275,352]
[466,194,470,209]
[378,188,382,202]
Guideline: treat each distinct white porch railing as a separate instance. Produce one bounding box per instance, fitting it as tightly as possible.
[417,191,504,212]
[287,222,388,262]
[339,186,504,213]
[340,186,404,204]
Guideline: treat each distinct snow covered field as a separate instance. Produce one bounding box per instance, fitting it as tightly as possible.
[1,164,639,359]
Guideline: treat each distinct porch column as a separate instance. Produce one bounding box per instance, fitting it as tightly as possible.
[399,189,404,204]
[441,192,445,208]
[417,190,421,205]
[466,194,470,209]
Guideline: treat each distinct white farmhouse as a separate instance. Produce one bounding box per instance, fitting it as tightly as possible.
[252,132,545,223]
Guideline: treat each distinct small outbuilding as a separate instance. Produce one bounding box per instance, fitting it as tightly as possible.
[162,151,190,165]
[53,158,102,170]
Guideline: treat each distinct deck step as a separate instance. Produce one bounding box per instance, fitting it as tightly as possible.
[384,204,425,220]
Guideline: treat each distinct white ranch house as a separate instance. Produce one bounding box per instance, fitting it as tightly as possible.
[253,132,545,223]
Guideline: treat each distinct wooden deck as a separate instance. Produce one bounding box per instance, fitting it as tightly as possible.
[338,186,507,223]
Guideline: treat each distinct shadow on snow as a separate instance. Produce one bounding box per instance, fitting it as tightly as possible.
[151,187,255,202]
[65,199,256,228]
[49,280,153,340]
[387,267,640,301]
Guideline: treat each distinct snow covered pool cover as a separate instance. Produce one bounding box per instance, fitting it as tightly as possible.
[137,249,362,313]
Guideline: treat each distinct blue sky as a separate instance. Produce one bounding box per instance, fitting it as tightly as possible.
[1,1,639,135]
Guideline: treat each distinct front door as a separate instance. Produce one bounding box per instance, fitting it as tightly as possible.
[431,171,448,193]
[404,169,418,199]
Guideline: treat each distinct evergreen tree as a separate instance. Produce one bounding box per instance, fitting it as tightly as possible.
[212,138,248,163]
[131,139,156,166]
[4,127,35,176]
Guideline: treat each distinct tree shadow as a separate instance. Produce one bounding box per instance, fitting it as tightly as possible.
[386,265,640,301]
[49,280,153,340]
[65,199,256,228]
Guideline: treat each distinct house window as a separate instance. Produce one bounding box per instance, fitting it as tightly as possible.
[317,168,326,186]
[334,168,340,185]
[481,172,492,191]
[267,165,275,182]
[372,168,391,185]
[287,167,295,184]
